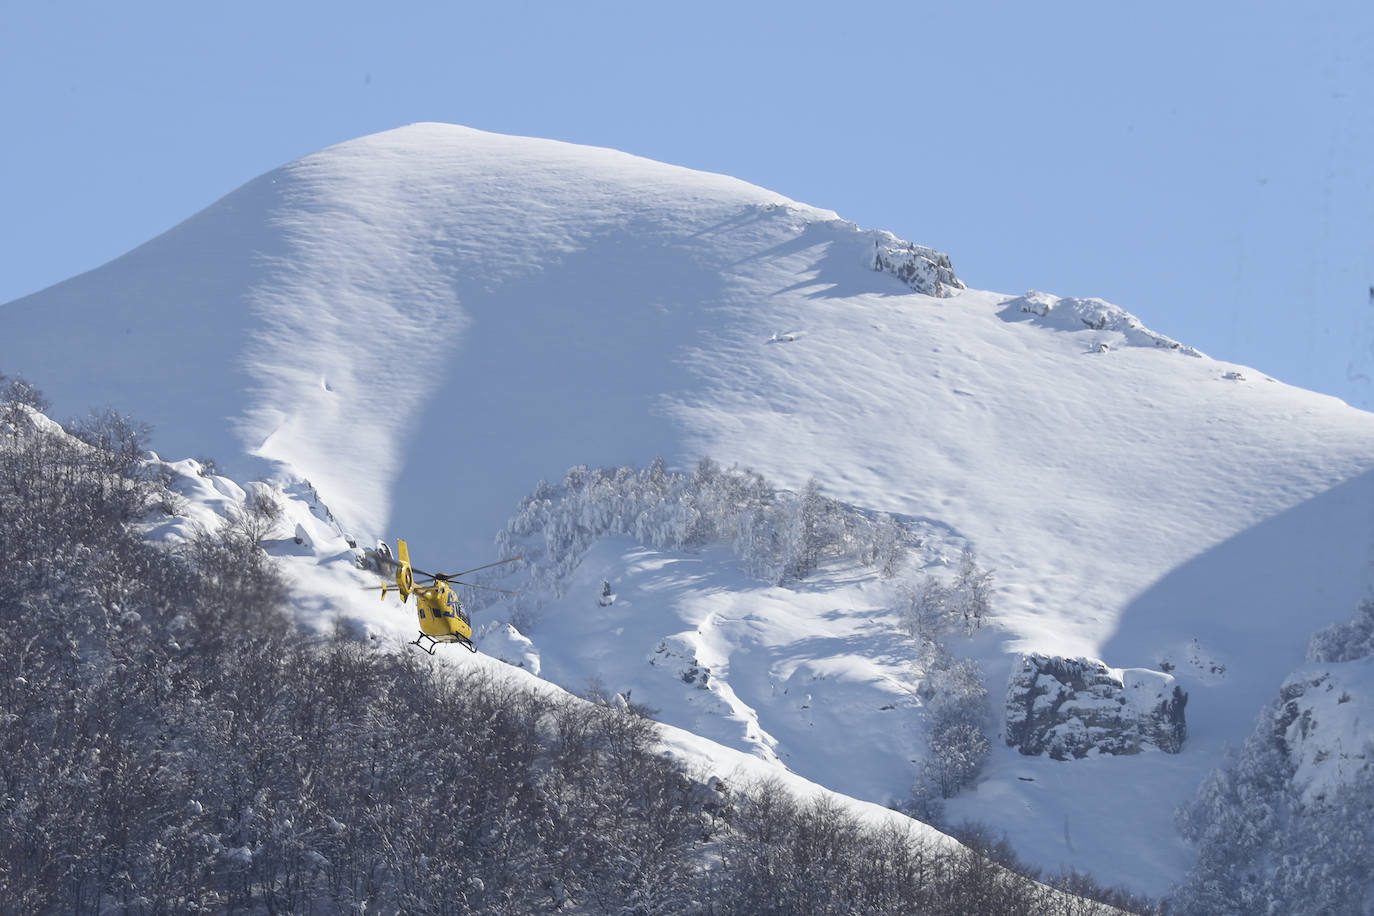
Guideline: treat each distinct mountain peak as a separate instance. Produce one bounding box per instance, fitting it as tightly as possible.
[0,123,967,541]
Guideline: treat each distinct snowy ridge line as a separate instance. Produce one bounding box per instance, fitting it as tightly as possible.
[754,200,964,298]
[1004,290,1201,354]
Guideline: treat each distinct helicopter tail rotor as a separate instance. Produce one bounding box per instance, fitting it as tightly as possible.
[395,540,416,602]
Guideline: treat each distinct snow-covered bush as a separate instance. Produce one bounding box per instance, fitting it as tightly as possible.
[912,643,991,809]
[902,575,955,643]
[892,550,998,811]
[0,371,50,415]
[900,547,994,641]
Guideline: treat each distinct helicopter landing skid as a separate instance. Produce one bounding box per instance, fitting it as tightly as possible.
[410,633,478,655]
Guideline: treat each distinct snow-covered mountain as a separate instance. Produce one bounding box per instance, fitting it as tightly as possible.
[5,122,1374,897]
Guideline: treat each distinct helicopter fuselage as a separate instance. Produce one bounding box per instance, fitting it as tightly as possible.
[413,582,472,643]
[382,538,516,654]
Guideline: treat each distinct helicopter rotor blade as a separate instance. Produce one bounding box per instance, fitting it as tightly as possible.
[441,557,525,579]
[448,579,520,595]
[408,557,521,580]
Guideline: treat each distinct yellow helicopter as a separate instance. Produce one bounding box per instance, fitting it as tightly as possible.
[371,540,520,654]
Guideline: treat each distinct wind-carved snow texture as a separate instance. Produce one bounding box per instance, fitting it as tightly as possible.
[1004,290,1201,355]
[1005,654,1187,759]
[869,233,964,297]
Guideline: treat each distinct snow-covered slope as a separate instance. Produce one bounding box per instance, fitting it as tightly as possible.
[6,122,1374,895]
[146,452,945,813]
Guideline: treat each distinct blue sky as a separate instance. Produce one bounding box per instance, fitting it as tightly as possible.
[3,1,1371,408]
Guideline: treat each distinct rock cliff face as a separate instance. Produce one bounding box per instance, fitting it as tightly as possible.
[1005,654,1187,759]
[1277,601,1374,803]
[1273,658,1374,805]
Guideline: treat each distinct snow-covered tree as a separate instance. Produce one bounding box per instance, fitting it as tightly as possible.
[871,513,908,578]
[499,459,916,611]
[1307,598,1374,663]
[780,477,831,581]
[951,547,994,635]
[916,649,991,801]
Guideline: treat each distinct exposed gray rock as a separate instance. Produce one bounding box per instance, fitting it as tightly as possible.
[1005,654,1187,759]
[871,236,964,298]
[650,638,712,689]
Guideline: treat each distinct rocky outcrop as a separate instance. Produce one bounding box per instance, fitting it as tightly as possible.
[871,234,964,298]
[1273,658,1374,805]
[1005,654,1187,759]
[1002,291,1202,356]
